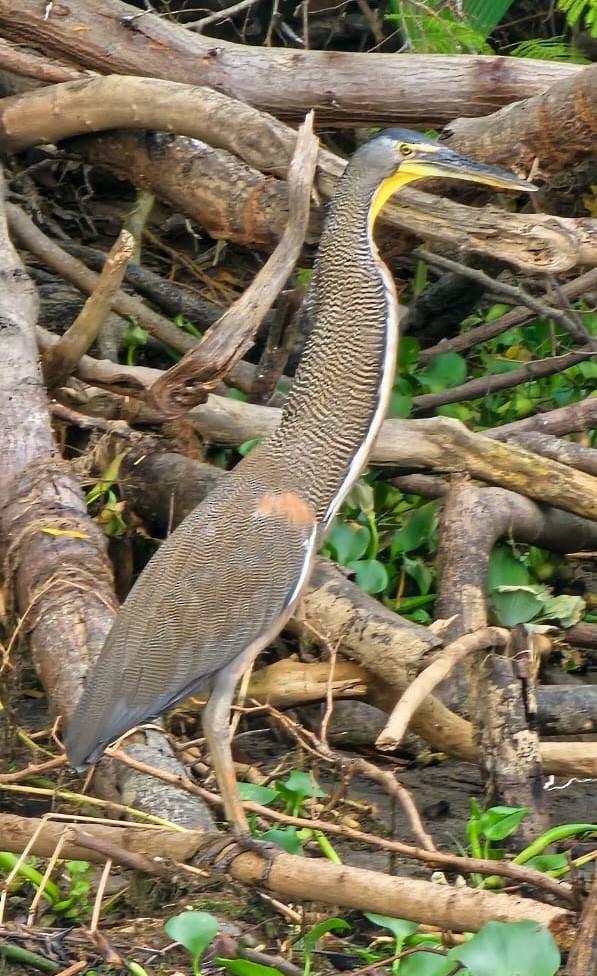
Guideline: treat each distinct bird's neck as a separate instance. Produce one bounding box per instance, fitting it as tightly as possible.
[270,175,399,525]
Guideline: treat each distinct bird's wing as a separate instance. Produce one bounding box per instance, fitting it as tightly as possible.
[65,468,318,769]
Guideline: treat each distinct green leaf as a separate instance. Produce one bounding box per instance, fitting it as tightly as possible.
[298,917,351,954]
[488,544,531,590]
[523,853,569,873]
[538,593,585,628]
[483,302,511,322]
[399,335,420,371]
[165,911,218,972]
[388,391,413,418]
[347,558,389,594]
[400,952,456,976]
[391,502,438,555]
[365,914,419,944]
[325,521,370,564]
[218,959,286,976]
[478,806,529,842]
[402,554,434,595]
[260,827,303,855]
[276,771,326,816]
[238,438,262,456]
[237,783,280,806]
[448,920,560,976]
[416,353,467,392]
[490,586,544,626]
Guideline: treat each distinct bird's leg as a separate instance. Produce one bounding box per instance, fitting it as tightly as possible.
[202,654,253,838]
[202,634,294,880]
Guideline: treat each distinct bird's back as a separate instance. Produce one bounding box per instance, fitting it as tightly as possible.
[65,445,318,769]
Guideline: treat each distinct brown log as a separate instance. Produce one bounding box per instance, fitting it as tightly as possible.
[2,75,587,272]
[75,129,294,247]
[505,433,597,477]
[565,875,597,976]
[0,814,575,941]
[436,478,548,839]
[0,173,214,830]
[445,64,597,176]
[0,0,581,127]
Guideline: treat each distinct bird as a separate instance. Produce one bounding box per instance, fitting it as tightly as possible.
[65,129,535,836]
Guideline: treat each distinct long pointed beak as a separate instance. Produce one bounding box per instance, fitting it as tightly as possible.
[400,146,537,193]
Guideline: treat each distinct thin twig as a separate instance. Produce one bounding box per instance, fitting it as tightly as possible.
[376,628,510,752]
[412,344,595,412]
[186,0,262,32]
[414,248,593,345]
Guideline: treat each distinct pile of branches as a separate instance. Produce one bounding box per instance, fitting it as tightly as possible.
[0,0,596,966]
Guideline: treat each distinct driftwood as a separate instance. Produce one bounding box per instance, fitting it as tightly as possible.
[0,815,576,942]
[42,230,135,388]
[246,658,597,738]
[0,172,215,831]
[147,112,319,414]
[2,74,591,273]
[435,477,550,839]
[0,0,582,127]
[444,63,597,174]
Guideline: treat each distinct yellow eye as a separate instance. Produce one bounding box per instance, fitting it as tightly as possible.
[399,144,414,156]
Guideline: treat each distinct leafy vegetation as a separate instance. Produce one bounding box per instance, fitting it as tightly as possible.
[163,908,562,976]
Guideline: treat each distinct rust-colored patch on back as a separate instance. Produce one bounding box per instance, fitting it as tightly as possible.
[255,491,314,528]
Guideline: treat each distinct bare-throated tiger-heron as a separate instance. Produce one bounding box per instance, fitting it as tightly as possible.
[66,129,535,835]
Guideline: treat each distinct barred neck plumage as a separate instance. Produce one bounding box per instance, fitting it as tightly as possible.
[269,159,399,526]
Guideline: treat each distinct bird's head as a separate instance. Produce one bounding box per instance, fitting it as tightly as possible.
[361,128,537,223]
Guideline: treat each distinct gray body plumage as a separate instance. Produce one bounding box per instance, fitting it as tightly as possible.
[65,128,532,778]
[65,134,399,770]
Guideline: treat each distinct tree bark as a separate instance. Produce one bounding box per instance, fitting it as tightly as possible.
[0,0,581,126]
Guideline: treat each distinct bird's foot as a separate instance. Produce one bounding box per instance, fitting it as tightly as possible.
[198,832,280,883]
[234,832,280,882]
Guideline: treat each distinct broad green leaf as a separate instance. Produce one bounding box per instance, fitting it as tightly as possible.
[448,920,560,976]
[402,554,434,595]
[483,301,511,322]
[348,558,389,594]
[346,480,375,515]
[416,353,467,392]
[298,917,351,953]
[490,586,544,626]
[538,593,585,627]
[365,914,418,944]
[478,806,529,841]
[399,335,420,371]
[282,769,326,798]
[490,548,532,594]
[237,783,279,806]
[165,911,218,966]
[388,391,413,418]
[523,853,569,873]
[325,520,369,564]
[391,502,438,555]
[400,951,457,976]
[260,827,303,855]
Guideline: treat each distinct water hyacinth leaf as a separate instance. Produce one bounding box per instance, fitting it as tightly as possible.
[164,911,218,968]
[416,352,467,391]
[448,920,559,976]
[490,586,544,626]
[325,520,370,564]
[348,558,389,594]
